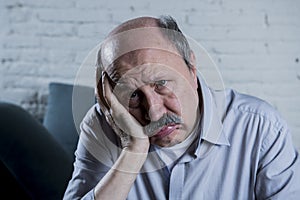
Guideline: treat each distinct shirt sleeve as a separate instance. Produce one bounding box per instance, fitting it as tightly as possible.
[255,120,300,199]
[63,105,122,199]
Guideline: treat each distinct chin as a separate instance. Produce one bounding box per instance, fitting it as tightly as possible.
[150,129,183,147]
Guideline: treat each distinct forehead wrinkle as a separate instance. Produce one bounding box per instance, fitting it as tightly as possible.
[115,67,165,93]
[127,64,164,82]
[109,48,182,86]
[108,57,134,82]
[119,69,149,88]
[106,46,183,76]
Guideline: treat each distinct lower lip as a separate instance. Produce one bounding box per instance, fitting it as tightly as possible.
[154,125,178,139]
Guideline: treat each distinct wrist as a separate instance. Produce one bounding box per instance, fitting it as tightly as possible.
[114,147,148,173]
[125,137,150,154]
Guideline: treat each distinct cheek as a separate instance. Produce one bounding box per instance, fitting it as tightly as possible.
[128,108,148,126]
[171,86,198,117]
[163,92,182,115]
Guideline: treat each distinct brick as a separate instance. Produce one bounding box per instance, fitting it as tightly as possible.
[40,36,98,51]
[24,0,75,8]
[37,8,111,23]
[187,10,264,26]
[222,68,298,83]
[18,49,49,63]
[216,54,300,70]
[200,40,268,55]
[7,6,32,23]
[75,0,108,9]
[77,23,111,38]
[2,35,40,48]
[47,49,76,64]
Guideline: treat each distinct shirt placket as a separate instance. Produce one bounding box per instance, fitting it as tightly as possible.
[169,163,184,200]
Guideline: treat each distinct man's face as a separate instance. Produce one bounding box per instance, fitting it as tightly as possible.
[106,48,199,147]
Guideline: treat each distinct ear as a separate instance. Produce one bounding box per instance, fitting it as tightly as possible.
[189,51,198,89]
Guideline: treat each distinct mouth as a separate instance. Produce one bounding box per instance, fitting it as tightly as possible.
[152,124,179,139]
[143,112,183,137]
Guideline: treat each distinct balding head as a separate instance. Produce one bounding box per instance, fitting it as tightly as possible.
[108,16,160,37]
[96,15,194,87]
[97,15,195,74]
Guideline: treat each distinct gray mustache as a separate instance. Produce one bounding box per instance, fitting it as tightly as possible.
[144,113,182,136]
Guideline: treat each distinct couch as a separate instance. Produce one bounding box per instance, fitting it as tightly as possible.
[0,82,95,199]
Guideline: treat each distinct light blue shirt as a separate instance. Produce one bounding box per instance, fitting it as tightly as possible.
[63,77,300,200]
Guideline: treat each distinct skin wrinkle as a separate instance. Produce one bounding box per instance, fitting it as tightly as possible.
[108,48,181,83]
[98,17,199,147]
[113,62,181,112]
[112,62,177,107]
[107,48,198,147]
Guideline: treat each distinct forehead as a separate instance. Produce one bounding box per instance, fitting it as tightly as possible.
[109,48,188,84]
[100,27,181,70]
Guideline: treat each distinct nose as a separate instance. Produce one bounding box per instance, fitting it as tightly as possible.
[141,87,165,122]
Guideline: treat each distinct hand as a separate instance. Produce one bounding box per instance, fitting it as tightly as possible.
[97,72,149,152]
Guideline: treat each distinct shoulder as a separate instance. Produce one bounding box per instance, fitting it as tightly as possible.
[222,88,291,150]
[79,104,122,162]
[80,103,120,143]
[80,103,106,128]
[79,103,111,142]
[226,89,287,129]
[81,104,99,123]
[221,89,294,156]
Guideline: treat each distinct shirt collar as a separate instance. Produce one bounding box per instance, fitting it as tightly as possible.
[196,75,230,148]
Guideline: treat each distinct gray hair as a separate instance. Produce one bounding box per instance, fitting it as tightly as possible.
[157,15,193,69]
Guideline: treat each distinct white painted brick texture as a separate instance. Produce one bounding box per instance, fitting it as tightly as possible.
[1,0,300,149]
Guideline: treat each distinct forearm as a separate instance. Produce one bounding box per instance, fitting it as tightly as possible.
[94,144,148,200]
[94,74,151,199]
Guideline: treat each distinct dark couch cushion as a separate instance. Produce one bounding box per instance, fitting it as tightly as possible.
[0,102,73,199]
[43,82,95,160]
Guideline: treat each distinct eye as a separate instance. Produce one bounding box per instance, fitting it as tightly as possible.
[129,91,141,108]
[155,80,168,90]
[156,80,167,86]
[130,91,138,99]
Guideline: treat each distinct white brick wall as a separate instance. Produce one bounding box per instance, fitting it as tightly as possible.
[1,0,300,149]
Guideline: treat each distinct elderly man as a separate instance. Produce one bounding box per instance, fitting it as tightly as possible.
[63,15,300,200]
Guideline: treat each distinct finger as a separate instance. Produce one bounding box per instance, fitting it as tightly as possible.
[102,73,128,126]
[96,74,111,116]
[100,72,112,108]
[103,73,124,113]
[102,73,147,139]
